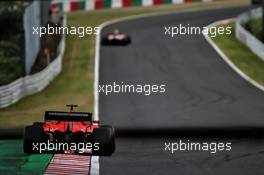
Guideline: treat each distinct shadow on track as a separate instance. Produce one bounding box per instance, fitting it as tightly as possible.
[2,127,264,139]
[0,128,23,139]
[116,127,264,138]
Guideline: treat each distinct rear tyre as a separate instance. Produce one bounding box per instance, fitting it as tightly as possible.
[92,125,115,156]
[101,38,108,45]
[124,36,131,45]
[23,125,46,154]
[126,36,131,44]
[101,125,115,153]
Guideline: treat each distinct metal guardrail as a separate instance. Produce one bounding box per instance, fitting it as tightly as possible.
[0,16,66,108]
[236,7,264,61]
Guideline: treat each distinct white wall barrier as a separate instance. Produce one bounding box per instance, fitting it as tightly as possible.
[0,16,66,108]
[236,7,264,61]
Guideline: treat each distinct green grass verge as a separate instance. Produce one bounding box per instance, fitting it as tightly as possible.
[0,0,249,128]
[211,22,264,86]
[249,17,262,42]
[0,140,52,174]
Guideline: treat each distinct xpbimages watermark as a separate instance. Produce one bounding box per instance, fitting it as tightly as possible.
[32,24,99,37]
[32,140,100,153]
[99,82,166,96]
[164,140,232,154]
[164,24,232,38]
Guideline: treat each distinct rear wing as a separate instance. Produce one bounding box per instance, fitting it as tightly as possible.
[45,111,92,121]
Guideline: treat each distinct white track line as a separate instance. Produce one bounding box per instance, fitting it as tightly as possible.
[203,18,264,92]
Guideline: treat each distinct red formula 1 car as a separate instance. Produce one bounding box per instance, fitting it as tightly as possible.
[101,29,131,46]
[23,105,115,156]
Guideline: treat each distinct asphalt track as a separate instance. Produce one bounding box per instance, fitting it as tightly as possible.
[99,6,264,175]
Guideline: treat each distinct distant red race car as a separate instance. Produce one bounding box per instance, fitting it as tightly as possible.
[102,29,131,46]
[23,104,115,156]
